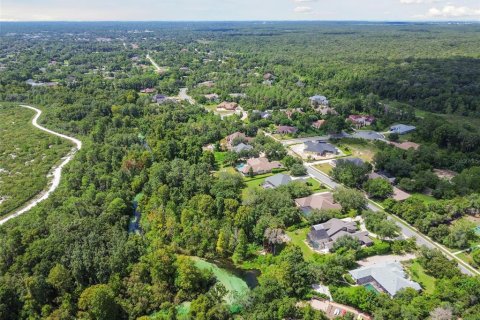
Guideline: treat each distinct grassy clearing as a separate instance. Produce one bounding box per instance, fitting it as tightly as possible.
[214,151,228,168]
[305,177,325,192]
[411,193,437,204]
[343,143,378,162]
[405,260,436,294]
[314,163,333,175]
[286,227,316,261]
[0,104,71,216]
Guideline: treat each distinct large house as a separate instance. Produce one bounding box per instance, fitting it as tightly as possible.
[204,93,219,102]
[348,115,375,128]
[225,132,251,149]
[263,173,292,189]
[309,95,329,107]
[349,262,421,296]
[152,94,168,104]
[239,157,283,176]
[304,141,339,157]
[390,124,416,135]
[232,143,253,154]
[306,218,373,252]
[276,125,298,135]
[217,101,238,111]
[295,192,342,213]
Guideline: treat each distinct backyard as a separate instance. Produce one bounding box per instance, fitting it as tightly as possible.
[404,260,436,294]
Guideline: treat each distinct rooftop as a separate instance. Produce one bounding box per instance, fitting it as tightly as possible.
[304,141,338,155]
[263,173,292,188]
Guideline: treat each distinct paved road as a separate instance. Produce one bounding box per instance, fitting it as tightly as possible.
[0,105,82,225]
[178,88,195,105]
[306,164,479,276]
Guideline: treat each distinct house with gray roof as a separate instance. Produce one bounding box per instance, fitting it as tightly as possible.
[349,262,421,296]
[263,173,292,189]
[390,124,416,135]
[304,141,339,157]
[309,95,329,106]
[307,218,372,252]
[232,143,253,154]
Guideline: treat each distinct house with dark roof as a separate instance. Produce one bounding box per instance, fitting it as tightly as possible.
[152,94,168,104]
[390,124,416,135]
[232,143,253,154]
[295,192,342,214]
[332,157,364,167]
[204,93,219,102]
[304,141,338,157]
[307,218,373,252]
[349,262,421,296]
[262,173,292,189]
[276,126,298,135]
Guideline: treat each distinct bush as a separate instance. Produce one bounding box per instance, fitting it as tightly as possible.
[357,241,391,259]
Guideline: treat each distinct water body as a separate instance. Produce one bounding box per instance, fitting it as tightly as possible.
[192,257,260,304]
[128,193,143,234]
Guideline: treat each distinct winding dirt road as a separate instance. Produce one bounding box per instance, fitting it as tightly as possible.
[0,105,82,225]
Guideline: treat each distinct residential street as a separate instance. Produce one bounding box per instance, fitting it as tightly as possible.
[306,163,480,276]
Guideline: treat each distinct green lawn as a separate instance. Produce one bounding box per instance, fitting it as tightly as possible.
[405,261,436,294]
[411,193,437,204]
[286,227,315,260]
[305,177,328,193]
[314,163,333,175]
[214,151,228,168]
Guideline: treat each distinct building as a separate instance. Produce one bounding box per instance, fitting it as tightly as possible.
[263,72,274,80]
[232,143,253,154]
[349,262,421,296]
[310,299,372,320]
[312,119,326,129]
[316,105,338,116]
[368,171,396,184]
[204,93,219,102]
[309,95,329,107]
[262,173,292,189]
[348,115,375,128]
[152,94,168,104]
[392,187,411,201]
[252,110,272,119]
[295,192,342,214]
[304,141,338,157]
[276,126,298,135]
[239,157,283,176]
[197,80,215,88]
[217,101,238,111]
[140,88,155,93]
[390,124,416,135]
[332,157,365,167]
[225,132,248,149]
[306,218,372,251]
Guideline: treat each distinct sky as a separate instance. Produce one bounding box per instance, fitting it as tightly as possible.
[1,0,480,22]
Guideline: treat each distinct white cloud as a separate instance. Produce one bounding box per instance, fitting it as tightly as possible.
[424,5,480,18]
[294,6,313,13]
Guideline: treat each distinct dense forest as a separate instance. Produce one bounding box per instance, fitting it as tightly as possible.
[0,21,480,320]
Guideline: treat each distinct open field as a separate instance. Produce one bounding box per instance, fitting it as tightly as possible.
[286,227,315,260]
[0,105,71,216]
[314,162,334,175]
[405,260,436,294]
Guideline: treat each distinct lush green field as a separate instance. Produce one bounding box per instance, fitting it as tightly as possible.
[405,261,436,294]
[0,105,71,216]
[286,227,315,261]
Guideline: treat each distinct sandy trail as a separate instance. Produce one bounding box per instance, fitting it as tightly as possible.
[0,105,82,225]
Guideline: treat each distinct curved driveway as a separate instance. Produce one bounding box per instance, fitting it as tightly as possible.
[0,105,82,225]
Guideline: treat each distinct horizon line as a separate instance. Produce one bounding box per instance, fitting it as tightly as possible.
[1,19,479,23]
